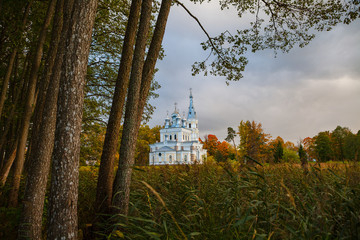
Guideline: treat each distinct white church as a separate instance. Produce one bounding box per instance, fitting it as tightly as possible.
[149,90,207,165]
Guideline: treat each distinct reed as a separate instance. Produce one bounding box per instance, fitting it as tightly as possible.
[106,161,360,239]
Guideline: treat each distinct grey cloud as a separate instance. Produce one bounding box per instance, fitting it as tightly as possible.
[149,3,360,144]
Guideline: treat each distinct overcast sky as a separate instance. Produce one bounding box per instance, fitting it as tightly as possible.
[147,1,360,143]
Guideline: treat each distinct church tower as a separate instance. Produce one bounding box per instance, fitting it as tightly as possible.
[187,89,199,141]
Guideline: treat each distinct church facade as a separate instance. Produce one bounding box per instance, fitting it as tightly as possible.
[149,90,207,165]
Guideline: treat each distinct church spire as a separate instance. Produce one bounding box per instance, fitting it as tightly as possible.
[187,88,196,119]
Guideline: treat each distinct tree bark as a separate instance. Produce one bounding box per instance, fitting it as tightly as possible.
[8,0,56,207]
[112,0,158,215]
[47,0,98,239]
[18,0,67,238]
[95,0,142,215]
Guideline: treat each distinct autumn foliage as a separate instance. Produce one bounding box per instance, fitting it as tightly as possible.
[200,134,235,162]
[204,122,360,164]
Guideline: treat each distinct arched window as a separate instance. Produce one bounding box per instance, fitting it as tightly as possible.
[169,135,172,140]
[189,123,191,128]
[169,155,172,163]
[174,134,177,140]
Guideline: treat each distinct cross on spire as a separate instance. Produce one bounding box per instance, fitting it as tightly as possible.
[174,102,178,112]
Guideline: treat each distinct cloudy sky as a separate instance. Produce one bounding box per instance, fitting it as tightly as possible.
[147,1,360,143]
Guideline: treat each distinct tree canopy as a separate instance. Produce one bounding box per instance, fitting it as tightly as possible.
[187,0,360,83]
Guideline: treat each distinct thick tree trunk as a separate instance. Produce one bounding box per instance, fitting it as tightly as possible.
[112,0,157,215]
[18,0,66,239]
[47,0,98,239]
[95,0,142,215]
[8,0,56,208]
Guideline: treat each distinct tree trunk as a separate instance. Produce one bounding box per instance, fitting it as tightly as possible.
[0,85,22,188]
[0,52,29,184]
[112,0,167,215]
[28,0,66,163]
[8,0,56,208]
[0,49,17,119]
[18,0,66,238]
[0,60,23,152]
[95,0,142,216]
[0,141,17,188]
[47,0,98,239]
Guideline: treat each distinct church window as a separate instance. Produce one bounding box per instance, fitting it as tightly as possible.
[189,123,191,128]
[184,155,187,162]
[169,135,172,140]
[159,153,162,157]
[174,134,177,140]
[169,155,172,163]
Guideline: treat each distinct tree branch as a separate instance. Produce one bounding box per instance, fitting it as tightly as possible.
[174,0,224,61]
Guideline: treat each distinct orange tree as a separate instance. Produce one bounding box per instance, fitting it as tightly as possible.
[201,134,235,162]
[238,120,271,163]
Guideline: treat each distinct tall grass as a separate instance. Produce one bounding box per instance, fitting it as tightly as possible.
[0,162,358,239]
[107,162,360,239]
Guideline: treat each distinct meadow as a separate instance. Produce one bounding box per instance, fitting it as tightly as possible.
[80,161,360,239]
[1,161,360,239]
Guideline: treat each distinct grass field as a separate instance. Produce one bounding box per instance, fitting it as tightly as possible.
[2,161,360,239]
[99,161,360,239]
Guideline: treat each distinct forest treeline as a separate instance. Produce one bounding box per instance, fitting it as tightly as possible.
[0,0,359,239]
[201,121,360,164]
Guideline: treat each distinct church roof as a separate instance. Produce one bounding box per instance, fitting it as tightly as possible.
[157,146,175,152]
